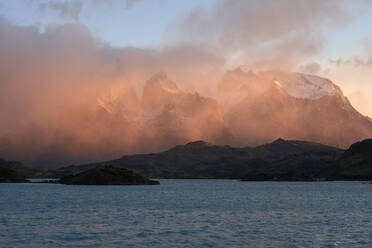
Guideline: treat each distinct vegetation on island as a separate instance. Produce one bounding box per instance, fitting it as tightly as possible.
[58,165,160,185]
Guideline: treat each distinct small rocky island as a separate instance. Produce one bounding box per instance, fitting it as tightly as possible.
[0,167,29,183]
[58,165,160,185]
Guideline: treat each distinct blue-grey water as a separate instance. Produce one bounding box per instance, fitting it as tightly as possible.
[1,180,372,248]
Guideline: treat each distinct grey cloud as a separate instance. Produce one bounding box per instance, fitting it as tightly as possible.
[299,62,322,75]
[91,0,145,9]
[39,0,83,21]
[329,56,372,67]
[38,0,145,22]
[124,0,143,9]
[170,0,349,69]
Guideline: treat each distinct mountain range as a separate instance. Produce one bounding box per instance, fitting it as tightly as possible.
[1,68,372,167]
[97,68,372,153]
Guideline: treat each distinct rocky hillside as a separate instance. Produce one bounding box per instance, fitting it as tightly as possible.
[49,139,344,179]
[334,139,372,180]
[0,158,41,178]
[0,166,29,183]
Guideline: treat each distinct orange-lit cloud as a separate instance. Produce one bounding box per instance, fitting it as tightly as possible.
[0,18,227,167]
[0,1,371,168]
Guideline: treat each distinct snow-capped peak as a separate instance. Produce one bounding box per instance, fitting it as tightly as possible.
[273,73,337,100]
[221,68,342,100]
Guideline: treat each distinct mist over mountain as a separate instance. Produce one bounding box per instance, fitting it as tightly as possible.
[219,69,372,147]
[103,69,372,151]
[96,72,233,154]
[2,66,372,168]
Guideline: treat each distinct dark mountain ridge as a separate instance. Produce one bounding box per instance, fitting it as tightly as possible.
[47,139,344,179]
[2,138,372,181]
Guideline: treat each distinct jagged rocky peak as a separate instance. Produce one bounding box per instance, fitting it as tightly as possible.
[219,67,260,92]
[142,72,184,109]
[144,72,181,94]
[97,82,140,115]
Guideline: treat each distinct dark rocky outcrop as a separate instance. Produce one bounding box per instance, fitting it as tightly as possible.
[333,139,372,180]
[0,158,43,178]
[0,166,29,183]
[242,138,372,181]
[58,165,160,185]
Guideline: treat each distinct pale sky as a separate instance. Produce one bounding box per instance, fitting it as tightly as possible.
[0,0,369,52]
[0,0,215,47]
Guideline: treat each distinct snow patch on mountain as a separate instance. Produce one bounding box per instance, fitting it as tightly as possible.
[273,80,283,88]
[275,73,337,100]
[221,69,341,101]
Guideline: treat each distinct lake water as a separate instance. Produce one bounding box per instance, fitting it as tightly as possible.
[1,180,372,248]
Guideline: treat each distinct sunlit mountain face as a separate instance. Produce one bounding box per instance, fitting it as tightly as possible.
[219,69,372,147]
[95,69,372,151]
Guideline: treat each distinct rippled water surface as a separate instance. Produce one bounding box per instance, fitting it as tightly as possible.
[1,180,372,247]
